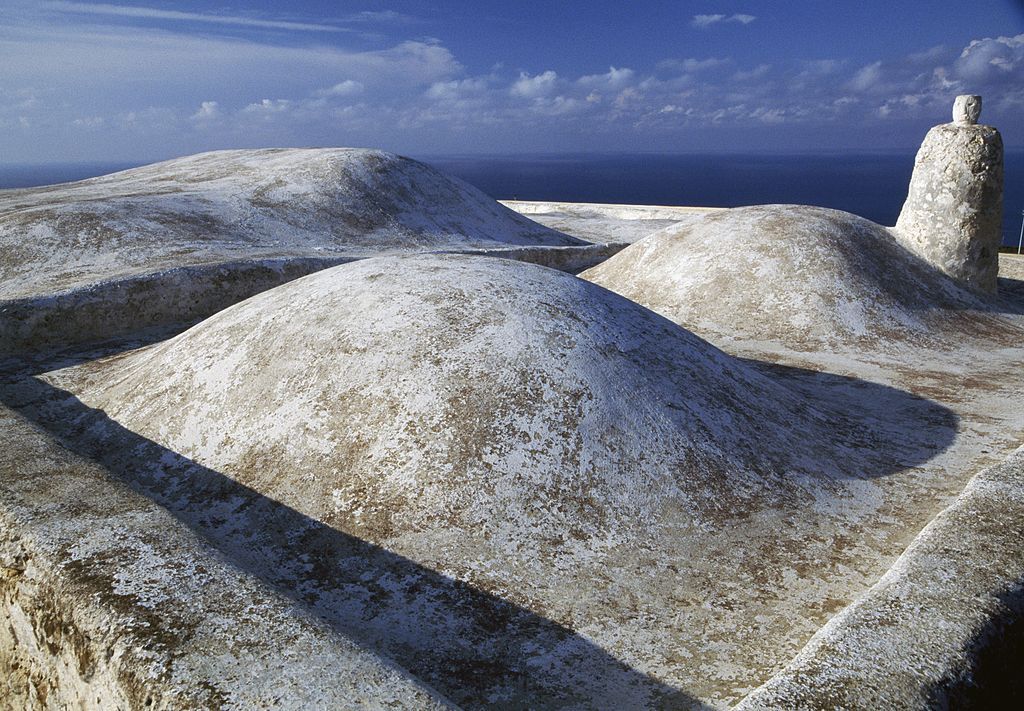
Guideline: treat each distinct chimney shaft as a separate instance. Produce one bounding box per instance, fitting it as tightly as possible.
[895,95,1003,294]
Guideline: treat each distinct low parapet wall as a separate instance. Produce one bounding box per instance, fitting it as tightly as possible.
[501,199,723,221]
[0,244,627,358]
[0,257,356,358]
[736,445,1024,709]
[0,401,449,709]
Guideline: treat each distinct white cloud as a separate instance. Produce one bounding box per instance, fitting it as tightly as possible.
[847,62,883,92]
[692,14,757,29]
[426,78,489,101]
[343,10,414,24]
[681,58,729,72]
[1,13,1021,161]
[955,34,1024,81]
[316,80,364,98]
[577,67,636,90]
[510,70,558,98]
[526,95,585,116]
[613,87,643,109]
[242,99,294,115]
[190,101,221,121]
[656,57,731,78]
[42,1,346,32]
[692,14,726,29]
[0,26,462,102]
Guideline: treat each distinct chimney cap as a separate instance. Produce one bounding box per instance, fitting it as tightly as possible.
[953,95,981,126]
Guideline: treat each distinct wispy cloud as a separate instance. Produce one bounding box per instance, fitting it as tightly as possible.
[190,101,221,121]
[692,14,757,29]
[42,1,347,32]
[2,12,1023,160]
[343,10,415,24]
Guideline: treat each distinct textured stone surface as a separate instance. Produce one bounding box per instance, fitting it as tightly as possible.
[0,398,451,710]
[15,253,1019,707]
[576,198,1024,705]
[894,113,1003,293]
[953,94,982,125]
[501,200,721,244]
[737,445,1024,710]
[581,204,1011,351]
[3,144,1024,708]
[0,149,600,355]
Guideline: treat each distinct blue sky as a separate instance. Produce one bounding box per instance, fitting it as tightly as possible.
[1,1,1023,162]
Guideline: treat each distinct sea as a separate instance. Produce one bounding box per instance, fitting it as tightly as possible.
[2,151,1022,247]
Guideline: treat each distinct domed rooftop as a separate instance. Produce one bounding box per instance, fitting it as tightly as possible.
[581,204,1006,351]
[47,253,961,705]
[0,148,581,300]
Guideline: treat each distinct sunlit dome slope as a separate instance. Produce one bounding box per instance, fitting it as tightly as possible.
[68,254,890,544]
[0,148,582,300]
[581,205,1006,351]
[47,253,961,705]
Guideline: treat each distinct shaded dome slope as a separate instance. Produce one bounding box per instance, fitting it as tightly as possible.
[581,205,1010,351]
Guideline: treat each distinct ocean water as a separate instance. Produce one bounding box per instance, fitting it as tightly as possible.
[2,152,1022,247]
[424,151,1024,248]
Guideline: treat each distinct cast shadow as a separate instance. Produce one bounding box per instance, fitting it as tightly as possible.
[0,366,707,710]
[997,274,1024,311]
[0,332,962,708]
[926,577,1024,708]
[737,358,959,478]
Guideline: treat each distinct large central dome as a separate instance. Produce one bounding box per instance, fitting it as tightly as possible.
[47,254,956,705]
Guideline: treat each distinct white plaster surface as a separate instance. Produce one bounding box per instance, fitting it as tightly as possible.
[3,145,1024,709]
[26,251,1023,707]
[0,148,581,302]
[0,149,608,355]
[501,199,720,244]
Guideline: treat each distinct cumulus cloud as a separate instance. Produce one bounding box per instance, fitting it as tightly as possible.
[2,11,1022,160]
[190,101,221,121]
[692,14,757,29]
[955,34,1024,81]
[425,77,489,101]
[847,62,883,92]
[242,99,294,115]
[577,66,636,90]
[510,70,559,98]
[316,80,364,98]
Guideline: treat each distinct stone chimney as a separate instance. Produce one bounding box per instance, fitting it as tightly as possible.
[894,95,1003,294]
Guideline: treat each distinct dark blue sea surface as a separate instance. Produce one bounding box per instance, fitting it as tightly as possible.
[423,151,1024,248]
[2,152,1022,247]
[0,162,142,190]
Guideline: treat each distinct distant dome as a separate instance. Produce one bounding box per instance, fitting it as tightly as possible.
[0,147,581,300]
[1,148,588,354]
[582,205,998,351]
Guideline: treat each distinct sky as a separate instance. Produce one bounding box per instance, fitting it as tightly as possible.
[1,0,1023,162]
